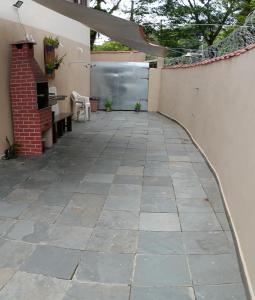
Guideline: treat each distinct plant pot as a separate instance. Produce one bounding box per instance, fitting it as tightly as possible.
[135,108,140,112]
[106,107,111,112]
[90,98,98,112]
[45,45,55,52]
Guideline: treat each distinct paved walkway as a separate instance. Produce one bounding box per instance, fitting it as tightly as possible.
[0,112,247,299]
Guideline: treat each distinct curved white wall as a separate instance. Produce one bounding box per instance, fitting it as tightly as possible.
[158,50,255,298]
[1,0,90,45]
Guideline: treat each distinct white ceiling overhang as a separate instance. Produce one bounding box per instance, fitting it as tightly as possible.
[33,0,168,57]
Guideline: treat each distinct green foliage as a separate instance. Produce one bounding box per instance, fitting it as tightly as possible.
[104,99,113,111]
[237,0,255,24]
[133,0,255,54]
[46,54,66,73]
[4,137,18,160]
[134,102,141,111]
[44,36,59,48]
[93,40,130,51]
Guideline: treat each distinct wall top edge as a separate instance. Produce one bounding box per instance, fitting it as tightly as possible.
[163,44,255,70]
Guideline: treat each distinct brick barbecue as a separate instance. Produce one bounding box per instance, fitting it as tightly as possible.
[10,41,52,156]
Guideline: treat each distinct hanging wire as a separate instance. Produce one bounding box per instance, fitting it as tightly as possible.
[15,7,28,40]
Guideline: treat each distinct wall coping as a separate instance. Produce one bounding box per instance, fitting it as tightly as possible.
[163,43,255,70]
[92,51,143,54]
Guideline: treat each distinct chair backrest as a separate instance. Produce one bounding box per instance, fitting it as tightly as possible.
[71,91,80,102]
[49,86,59,115]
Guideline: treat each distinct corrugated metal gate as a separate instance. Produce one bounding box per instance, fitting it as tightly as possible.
[91,62,149,111]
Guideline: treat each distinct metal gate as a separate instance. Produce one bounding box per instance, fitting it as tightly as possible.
[91,61,149,111]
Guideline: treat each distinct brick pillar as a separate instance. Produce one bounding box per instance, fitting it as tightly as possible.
[10,42,51,156]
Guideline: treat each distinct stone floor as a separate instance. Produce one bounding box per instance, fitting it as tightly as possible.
[0,112,248,299]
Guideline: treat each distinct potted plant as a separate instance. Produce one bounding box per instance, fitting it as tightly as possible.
[45,59,56,75]
[45,54,66,75]
[104,99,113,112]
[44,36,60,51]
[90,97,99,112]
[3,137,18,160]
[54,54,66,70]
[134,101,141,112]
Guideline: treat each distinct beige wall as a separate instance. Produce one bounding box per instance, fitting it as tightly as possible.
[158,51,255,298]
[91,51,146,62]
[0,18,90,155]
[148,68,161,112]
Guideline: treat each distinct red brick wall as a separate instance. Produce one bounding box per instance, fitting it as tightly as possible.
[10,42,52,156]
[40,108,52,133]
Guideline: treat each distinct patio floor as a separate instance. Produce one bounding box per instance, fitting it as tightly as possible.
[0,111,247,299]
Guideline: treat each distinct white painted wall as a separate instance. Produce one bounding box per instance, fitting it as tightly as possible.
[0,0,90,45]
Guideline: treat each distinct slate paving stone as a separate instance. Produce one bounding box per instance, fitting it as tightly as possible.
[114,175,143,185]
[5,220,49,243]
[63,282,130,300]
[77,182,111,195]
[169,162,198,178]
[138,231,184,254]
[140,213,181,231]
[194,283,247,300]
[87,227,138,253]
[131,286,195,300]
[0,112,247,300]
[0,201,29,219]
[143,176,172,187]
[169,155,191,162]
[4,188,42,204]
[75,251,134,284]
[104,195,141,211]
[0,186,13,201]
[21,245,80,280]
[45,224,93,250]
[176,198,212,213]
[38,188,73,207]
[142,185,175,199]
[0,271,70,300]
[173,178,207,198]
[144,162,170,177]
[57,193,105,227]
[83,173,114,184]
[0,268,16,290]
[0,218,16,237]
[141,196,177,213]
[109,184,142,198]
[134,254,191,286]
[0,239,35,268]
[188,254,242,285]
[98,210,139,230]
[19,204,63,224]
[216,212,231,231]
[182,231,232,254]
[180,213,222,232]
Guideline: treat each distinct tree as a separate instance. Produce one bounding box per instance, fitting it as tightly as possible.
[93,40,130,51]
[90,0,124,49]
[134,0,243,49]
[237,0,255,24]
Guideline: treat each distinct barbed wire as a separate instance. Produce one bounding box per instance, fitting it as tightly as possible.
[165,11,255,65]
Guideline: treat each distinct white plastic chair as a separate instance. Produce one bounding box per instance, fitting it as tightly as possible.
[71,91,91,121]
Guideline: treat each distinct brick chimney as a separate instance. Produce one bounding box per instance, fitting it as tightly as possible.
[10,41,52,156]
